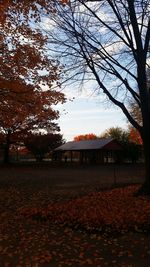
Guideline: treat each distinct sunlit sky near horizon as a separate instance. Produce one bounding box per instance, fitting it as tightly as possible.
[57,89,128,141]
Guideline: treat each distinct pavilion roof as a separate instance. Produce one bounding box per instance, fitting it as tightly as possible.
[55,137,119,151]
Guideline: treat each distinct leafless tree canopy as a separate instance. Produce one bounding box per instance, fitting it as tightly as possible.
[41,0,149,134]
[39,0,150,194]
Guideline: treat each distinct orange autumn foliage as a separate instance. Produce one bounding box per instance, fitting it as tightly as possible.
[1,0,68,95]
[0,0,69,25]
[0,0,66,147]
[0,2,66,163]
[74,133,98,141]
[129,128,143,145]
[21,185,150,233]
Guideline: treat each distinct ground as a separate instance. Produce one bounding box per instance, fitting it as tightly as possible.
[0,163,150,267]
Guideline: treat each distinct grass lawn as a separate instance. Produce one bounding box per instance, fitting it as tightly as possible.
[0,163,150,267]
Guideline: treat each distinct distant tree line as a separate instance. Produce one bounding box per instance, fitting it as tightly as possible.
[74,126,143,164]
[0,132,64,163]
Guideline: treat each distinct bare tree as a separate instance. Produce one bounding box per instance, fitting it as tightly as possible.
[41,0,150,194]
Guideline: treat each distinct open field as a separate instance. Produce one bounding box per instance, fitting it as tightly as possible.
[0,163,145,197]
[0,163,145,208]
[0,163,150,267]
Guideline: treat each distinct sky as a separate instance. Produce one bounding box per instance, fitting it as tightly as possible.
[40,3,141,142]
[56,89,128,141]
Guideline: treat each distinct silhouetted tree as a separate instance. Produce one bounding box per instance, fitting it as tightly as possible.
[25,133,64,161]
[45,1,150,194]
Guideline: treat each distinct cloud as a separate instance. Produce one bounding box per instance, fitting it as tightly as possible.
[61,83,106,102]
[63,108,120,116]
[40,17,56,31]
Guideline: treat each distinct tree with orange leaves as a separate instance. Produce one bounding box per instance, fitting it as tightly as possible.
[0,1,66,163]
[74,133,98,141]
[0,85,65,163]
[0,0,68,104]
[24,132,64,161]
[129,128,143,145]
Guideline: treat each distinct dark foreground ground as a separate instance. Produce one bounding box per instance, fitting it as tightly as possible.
[0,163,150,267]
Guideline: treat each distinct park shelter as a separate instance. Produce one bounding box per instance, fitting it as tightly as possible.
[54,137,122,164]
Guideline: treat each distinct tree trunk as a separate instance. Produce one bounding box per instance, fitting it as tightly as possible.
[4,131,11,164]
[137,129,150,195]
[136,56,150,195]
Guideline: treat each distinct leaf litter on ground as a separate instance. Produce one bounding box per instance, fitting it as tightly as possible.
[21,185,150,234]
